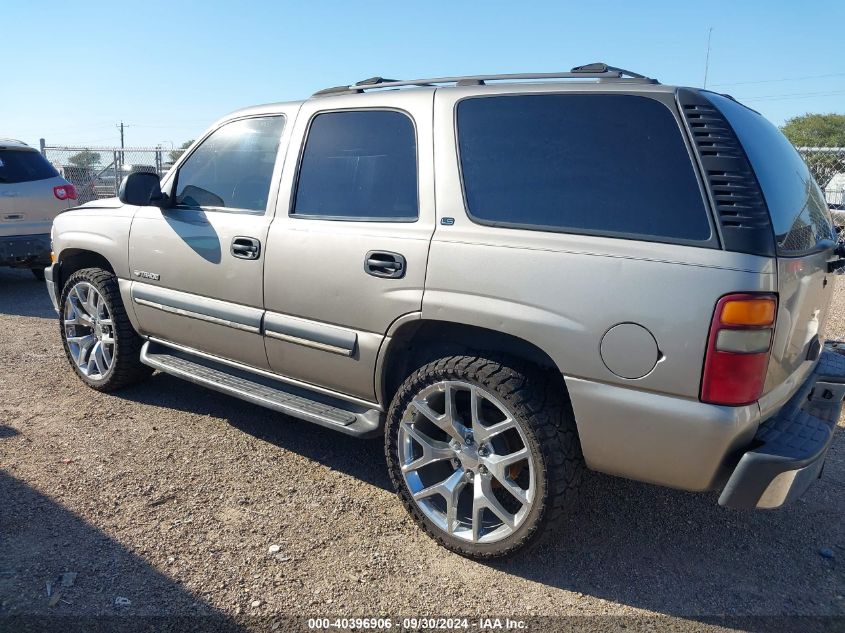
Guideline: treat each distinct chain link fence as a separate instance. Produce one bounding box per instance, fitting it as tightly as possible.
[40,142,179,204]
[796,146,845,208]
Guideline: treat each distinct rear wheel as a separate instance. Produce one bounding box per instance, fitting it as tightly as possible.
[385,354,583,559]
[59,267,152,391]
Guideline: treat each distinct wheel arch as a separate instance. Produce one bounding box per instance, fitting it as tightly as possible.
[378,318,571,409]
[56,248,117,293]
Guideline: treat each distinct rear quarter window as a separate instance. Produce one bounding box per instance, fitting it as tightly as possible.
[456,94,712,243]
[0,149,59,184]
[707,92,833,255]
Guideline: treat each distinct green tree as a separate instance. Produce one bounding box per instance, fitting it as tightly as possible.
[67,149,101,168]
[780,113,845,147]
[169,139,194,163]
[781,114,845,188]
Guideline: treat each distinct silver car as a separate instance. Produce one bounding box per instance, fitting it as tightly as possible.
[0,139,76,279]
[44,64,845,558]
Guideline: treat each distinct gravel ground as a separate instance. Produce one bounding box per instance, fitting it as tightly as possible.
[0,266,843,631]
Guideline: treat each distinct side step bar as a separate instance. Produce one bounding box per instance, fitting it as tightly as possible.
[140,341,382,437]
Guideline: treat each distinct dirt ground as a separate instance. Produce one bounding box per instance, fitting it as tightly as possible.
[0,266,843,631]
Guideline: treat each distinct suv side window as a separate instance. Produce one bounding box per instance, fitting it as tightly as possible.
[292,110,418,221]
[174,116,285,213]
[456,94,711,243]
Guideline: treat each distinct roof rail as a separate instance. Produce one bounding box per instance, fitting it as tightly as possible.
[313,63,658,97]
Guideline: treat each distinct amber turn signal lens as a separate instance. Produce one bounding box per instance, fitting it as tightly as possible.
[50,252,57,264]
[720,298,776,326]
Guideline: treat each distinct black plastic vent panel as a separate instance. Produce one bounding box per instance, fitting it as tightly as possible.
[676,88,775,257]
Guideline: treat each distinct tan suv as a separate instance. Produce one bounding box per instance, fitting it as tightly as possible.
[45,64,845,558]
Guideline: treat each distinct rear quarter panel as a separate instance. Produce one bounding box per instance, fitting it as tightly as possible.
[424,231,776,398]
[428,85,777,490]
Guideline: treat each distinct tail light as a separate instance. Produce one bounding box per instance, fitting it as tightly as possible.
[54,184,77,201]
[700,293,777,406]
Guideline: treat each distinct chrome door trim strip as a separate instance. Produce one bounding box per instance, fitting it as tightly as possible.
[146,336,382,410]
[263,311,357,356]
[133,297,261,333]
[264,329,353,356]
[131,281,264,333]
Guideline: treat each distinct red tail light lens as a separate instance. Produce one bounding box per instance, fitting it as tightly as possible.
[54,184,77,201]
[700,293,777,406]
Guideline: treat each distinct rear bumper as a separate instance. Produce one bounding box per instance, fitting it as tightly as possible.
[0,233,51,268]
[719,345,845,509]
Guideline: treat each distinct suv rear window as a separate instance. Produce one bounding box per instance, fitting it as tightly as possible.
[0,149,59,184]
[707,93,833,255]
[456,94,711,242]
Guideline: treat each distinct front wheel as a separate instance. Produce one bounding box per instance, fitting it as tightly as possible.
[385,354,584,559]
[59,267,152,391]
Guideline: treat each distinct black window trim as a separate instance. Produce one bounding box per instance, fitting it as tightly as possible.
[288,106,420,224]
[452,91,720,249]
[169,113,286,216]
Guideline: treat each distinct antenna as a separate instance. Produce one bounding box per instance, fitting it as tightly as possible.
[703,27,714,88]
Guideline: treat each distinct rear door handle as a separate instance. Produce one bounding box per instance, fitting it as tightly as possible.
[231,236,261,260]
[365,250,406,279]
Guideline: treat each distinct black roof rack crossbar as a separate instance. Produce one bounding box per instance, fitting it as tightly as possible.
[313,63,657,96]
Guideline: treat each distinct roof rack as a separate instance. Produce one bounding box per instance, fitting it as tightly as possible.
[313,63,658,97]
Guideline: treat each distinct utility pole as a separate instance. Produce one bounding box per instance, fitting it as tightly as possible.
[116,121,128,149]
[703,27,714,88]
[115,121,129,174]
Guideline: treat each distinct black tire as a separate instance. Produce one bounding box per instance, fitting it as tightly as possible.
[30,267,45,281]
[385,354,584,559]
[59,267,152,392]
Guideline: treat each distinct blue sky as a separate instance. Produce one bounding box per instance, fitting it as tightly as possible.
[3,0,843,149]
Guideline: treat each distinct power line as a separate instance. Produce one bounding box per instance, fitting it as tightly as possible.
[711,72,845,87]
[740,90,845,102]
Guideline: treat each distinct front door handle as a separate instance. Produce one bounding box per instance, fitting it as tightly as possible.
[231,236,261,260]
[365,250,406,279]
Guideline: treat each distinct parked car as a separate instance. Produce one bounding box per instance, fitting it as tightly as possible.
[0,139,76,279]
[44,64,845,558]
[59,165,99,204]
[90,168,118,199]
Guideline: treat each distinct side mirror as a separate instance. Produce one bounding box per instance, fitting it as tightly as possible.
[118,172,166,207]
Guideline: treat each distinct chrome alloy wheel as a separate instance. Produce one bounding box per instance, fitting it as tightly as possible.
[63,282,115,380]
[398,381,536,543]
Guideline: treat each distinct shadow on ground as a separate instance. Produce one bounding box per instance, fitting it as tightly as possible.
[0,268,55,319]
[0,469,245,632]
[117,373,392,492]
[0,425,20,439]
